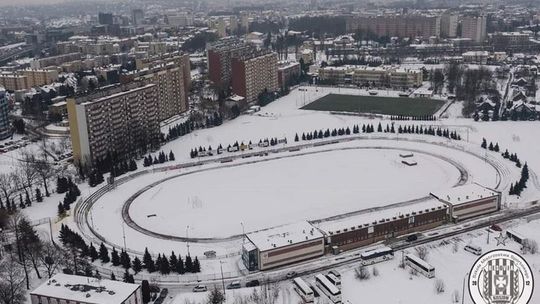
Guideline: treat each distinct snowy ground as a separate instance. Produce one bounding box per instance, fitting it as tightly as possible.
[171,215,540,304]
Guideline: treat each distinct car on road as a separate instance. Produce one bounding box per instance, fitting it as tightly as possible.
[406,234,418,242]
[192,285,208,292]
[286,271,297,279]
[246,280,260,287]
[226,281,241,289]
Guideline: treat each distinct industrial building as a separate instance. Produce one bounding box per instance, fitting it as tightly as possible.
[30,273,142,304]
[242,221,325,271]
[431,183,501,222]
[67,83,160,166]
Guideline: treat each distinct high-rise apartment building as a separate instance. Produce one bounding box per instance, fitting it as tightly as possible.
[207,37,257,89]
[132,9,144,25]
[461,15,487,43]
[67,83,160,166]
[231,50,278,104]
[440,12,458,38]
[346,14,441,38]
[0,88,10,140]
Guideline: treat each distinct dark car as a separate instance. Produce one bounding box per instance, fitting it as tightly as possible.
[246,280,260,287]
[490,224,502,232]
[406,234,418,242]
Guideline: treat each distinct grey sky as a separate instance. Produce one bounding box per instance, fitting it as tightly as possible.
[0,0,67,7]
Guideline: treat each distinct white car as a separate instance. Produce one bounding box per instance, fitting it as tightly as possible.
[192,285,207,292]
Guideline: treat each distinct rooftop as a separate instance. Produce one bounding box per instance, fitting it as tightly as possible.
[246,221,323,252]
[430,184,498,206]
[30,274,140,304]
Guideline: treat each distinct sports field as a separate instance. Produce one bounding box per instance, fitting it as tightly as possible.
[302,93,445,116]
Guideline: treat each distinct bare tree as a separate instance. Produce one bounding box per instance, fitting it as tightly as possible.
[39,242,63,278]
[17,151,38,197]
[32,158,55,197]
[0,256,27,304]
[452,242,459,253]
[355,265,371,280]
[415,246,429,261]
[435,279,445,294]
[0,173,16,209]
[8,212,30,290]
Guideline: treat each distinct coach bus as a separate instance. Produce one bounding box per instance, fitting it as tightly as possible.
[325,273,341,288]
[315,274,341,303]
[360,246,394,265]
[293,278,314,303]
[405,254,435,278]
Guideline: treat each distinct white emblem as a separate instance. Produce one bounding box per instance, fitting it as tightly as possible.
[469,249,534,304]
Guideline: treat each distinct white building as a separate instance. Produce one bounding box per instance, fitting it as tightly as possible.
[242,221,324,270]
[30,273,142,304]
[430,183,501,222]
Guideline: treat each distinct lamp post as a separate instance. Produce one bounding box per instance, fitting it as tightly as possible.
[220,260,226,297]
[241,222,245,244]
[186,225,190,256]
[462,272,469,304]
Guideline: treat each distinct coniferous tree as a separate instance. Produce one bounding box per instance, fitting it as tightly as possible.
[185,255,193,273]
[169,251,178,270]
[488,142,494,151]
[110,272,116,280]
[120,250,131,269]
[160,254,171,274]
[99,243,110,263]
[481,138,487,149]
[89,243,99,261]
[176,255,185,274]
[294,133,299,142]
[58,202,65,217]
[35,188,43,202]
[494,143,500,152]
[377,122,382,132]
[193,256,201,273]
[111,248,120,266]
[132,257,142,274]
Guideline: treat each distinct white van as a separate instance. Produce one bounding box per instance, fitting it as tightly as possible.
[464,245,482,256]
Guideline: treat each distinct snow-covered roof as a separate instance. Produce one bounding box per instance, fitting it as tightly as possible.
[30,274,140,304]
[430,184,498,206]
[246,221,323,252]
[316,199,446,234]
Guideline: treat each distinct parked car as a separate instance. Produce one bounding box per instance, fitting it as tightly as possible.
[226,281,241,289]
[490,224,502,232]
[406,234,418,242]
[192,285,208,292]
[246,280,260,287]
[286,271,297,279]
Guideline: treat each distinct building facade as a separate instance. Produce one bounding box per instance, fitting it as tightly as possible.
[346,14,441,38]
[67,83,160,166]
[243,221,325,271]
[31,274,142,304]
[461,15,487,43]
[231,50,278,104]
[431,184,501,222]
[0,88,10,140]
[278,62,301,89]
[440,12,458,38]
[319,66,422,88]
[207,37,257,88]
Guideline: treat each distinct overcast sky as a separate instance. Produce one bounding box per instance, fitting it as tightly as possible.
[0,0,68,7]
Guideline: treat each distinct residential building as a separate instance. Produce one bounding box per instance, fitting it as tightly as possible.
[278,61,301,89]
[21,69,59,87]
[167,14,194,27]
[30,53,81,69]
[132,9,144,25]
[122,58,190,121]
[491,32,530,49]
[319,66,422,88]
[441,12,458,38]
[30,273,142,304]
[207,37,257,88]
[67,83,160,166]
[0,88,10,140]
[346,13,441,38]
[0,73,29,91]
[98,12,114,25]
[231,50,278,104]
[462,51,489,64]
[461,15,487,43]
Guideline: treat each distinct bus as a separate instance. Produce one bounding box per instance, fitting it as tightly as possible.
[405,254,435,278]
[315,274,341,303]
[360,246,394,265]
[293,278,314,303]
[325,273,341,288]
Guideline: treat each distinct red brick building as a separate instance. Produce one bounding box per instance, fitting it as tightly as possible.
[231,50,278,104]
[207,37,256,89]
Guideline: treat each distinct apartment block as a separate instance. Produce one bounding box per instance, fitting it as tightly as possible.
[346,14,441,38]
[207,37,257,88]
[441,12,458,38]
[22,69,59,87]
[30,53,81,69]
[461,15,487,43]
[231,50,278,104]
[0,88,10,140]
[319,66,422,88]
[67,83,160,166]
[0,73,29,91]
[278,62,301,89]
